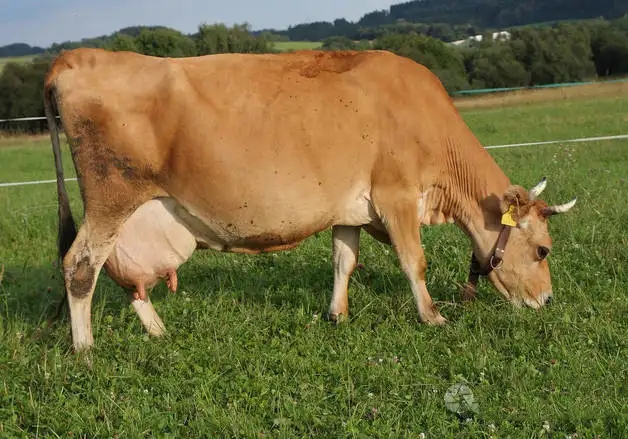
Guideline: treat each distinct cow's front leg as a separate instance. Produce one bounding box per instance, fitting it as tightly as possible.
[373,196,446,325]
[328,225,360,321]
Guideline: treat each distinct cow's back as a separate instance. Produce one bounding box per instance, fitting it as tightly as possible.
[46,48,481,252]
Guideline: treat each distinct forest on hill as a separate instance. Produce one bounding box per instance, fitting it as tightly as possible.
[0,43,45,58]
[3,0,628,56]
[387,0,627,28]
[261,0,628,43]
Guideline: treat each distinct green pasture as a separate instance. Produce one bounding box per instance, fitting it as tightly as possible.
[273,41,322,52]
[0,55,35,69]
[0,95,626,437]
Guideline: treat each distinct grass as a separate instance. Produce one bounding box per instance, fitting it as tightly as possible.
[0,92,627,437]
[274,41,322,52]
[459,95,628,146]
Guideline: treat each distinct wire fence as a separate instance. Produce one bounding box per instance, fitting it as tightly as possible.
[0,116,55,135]
[0,116,59,123]
[451,78,628,96]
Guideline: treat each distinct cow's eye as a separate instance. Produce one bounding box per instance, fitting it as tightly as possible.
[537,246,550,260]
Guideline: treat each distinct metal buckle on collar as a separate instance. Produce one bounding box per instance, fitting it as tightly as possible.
[489,255,503,270]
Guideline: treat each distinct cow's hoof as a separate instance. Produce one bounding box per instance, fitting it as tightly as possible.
[422,311,447,326]
[73,349,94,369]
[146,323,166,337]
[461,282,477,302]
[327,312,349,324]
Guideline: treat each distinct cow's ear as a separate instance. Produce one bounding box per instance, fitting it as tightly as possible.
[500,185,530,224]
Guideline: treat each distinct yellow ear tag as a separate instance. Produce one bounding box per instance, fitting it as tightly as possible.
[501,205,517,227]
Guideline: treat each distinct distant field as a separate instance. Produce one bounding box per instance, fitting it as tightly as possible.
[274,41,322,51]
[454,80,628,110]
[0,91,626,437]
[0,55,35,69]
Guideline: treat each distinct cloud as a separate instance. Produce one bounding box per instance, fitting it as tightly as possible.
[0,0,396,47]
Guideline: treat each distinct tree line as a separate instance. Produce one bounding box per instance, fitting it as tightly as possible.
[257,0,627,43]
[1,18,627,133]
[319,17,628,91]
[387,0,628,29]
[0,43,46,58]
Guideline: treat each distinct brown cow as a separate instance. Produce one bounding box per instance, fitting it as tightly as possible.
[43,48,576,351]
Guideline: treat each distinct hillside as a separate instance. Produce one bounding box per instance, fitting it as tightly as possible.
[3,0,628,57]
[259,0,628,41]
[0,43,45,58]
[387,0,628,28]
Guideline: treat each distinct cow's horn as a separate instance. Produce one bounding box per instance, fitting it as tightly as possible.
[529,176,547,200]
[542,196,577,216]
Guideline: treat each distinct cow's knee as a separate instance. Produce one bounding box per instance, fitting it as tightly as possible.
[67,253,96,298]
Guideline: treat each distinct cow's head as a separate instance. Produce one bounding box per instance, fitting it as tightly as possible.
[482,177,576,308]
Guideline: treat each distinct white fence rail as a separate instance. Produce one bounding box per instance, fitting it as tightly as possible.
[484,134,628,149]
[0,116,59,123]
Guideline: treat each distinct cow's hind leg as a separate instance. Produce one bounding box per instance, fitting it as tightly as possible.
[328,225,360,321]
[373,194,446,325]
[63,192,155,351]
[58,113,164,350]
[64,218,130,350]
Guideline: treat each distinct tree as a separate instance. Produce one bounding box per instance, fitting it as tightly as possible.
[135,28,197,58]
[358,10,393,27]
[0,43,45,57]
[195,23,273,55]
[507,25,595,85]
[427,23,456,42]
[286,21,336,42]
[374,32,470,93]
[590,23,628,76]
[322,36,358,51]
[0,58,51,122]
[465,43,528,88]
[387,0,628,29]
[106,34,139,53]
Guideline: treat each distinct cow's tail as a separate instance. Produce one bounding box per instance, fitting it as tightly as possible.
[44,83,77,263]
[44,77,77,321]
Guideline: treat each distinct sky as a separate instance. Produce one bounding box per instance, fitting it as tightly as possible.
[0,0,397,47]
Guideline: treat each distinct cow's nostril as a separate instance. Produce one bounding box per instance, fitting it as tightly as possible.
[545,295,553,305]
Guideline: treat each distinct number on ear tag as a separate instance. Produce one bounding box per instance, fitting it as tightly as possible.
[501,205,517,227]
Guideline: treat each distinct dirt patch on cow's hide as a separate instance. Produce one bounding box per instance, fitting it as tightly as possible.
[294,50,368,78]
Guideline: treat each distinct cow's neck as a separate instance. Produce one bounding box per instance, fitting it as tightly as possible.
[442,137,511,264]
